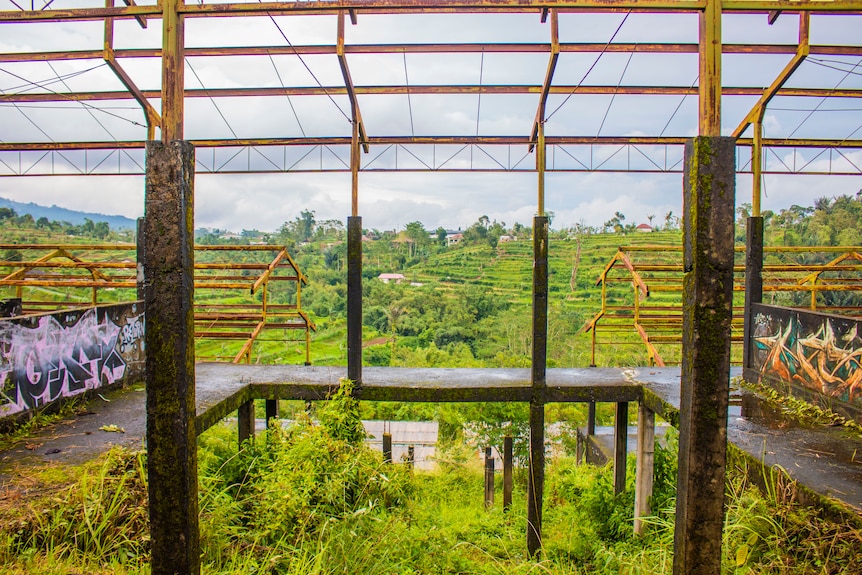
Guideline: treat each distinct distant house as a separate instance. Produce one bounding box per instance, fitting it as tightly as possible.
[635,224,653,233]
[498,235,514,243]
[378,273,407,284]
[447,233,463,247]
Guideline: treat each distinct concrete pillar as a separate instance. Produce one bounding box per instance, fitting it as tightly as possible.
[484,447,495,509]
[673,136,736,575]
[613,402,628,494]
[238,400,255,446]
[347,216,362,385]
[527,215,548,557]
[743,216,764,371]
[503,435,513,511]
[136,217,145,301]
[265,399,279,429]
[143,140,199,575]
[383,432,392,463]
[635,403,655,535]
[587,401,596,436]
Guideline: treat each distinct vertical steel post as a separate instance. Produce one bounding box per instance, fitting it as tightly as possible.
[635,403,655,536]
[503,435,513,511]
[161,0,184,142]
[698,0,721,137]
[613,402,628,494]
[144,141,199,575]
[587,402,596,436]
[673,136,736,575]
[527,214,548,557]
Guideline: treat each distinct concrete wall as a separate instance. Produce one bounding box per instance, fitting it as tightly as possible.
[746,303,862,423]
[0,302,145,419]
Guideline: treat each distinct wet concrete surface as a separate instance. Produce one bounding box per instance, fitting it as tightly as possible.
[728,391,862,514]
[0,384,147,486]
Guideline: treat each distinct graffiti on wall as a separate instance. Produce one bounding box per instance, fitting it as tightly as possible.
[751,304,862,407]
[0,305,145,418]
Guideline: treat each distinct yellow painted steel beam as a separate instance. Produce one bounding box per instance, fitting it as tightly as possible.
[699,0,722,136]
[4,136,862,152]
[634,322,666,367]
[104,0,160,141]
[530,8,559,153]
[5,85,861,103]
[618,251,650,298]
[752,116,763,215]
[4,42,862,63]
[161,0,184,141]
[250,247,289,295]
[4,0,862,24]
[537,120,546,215]
[732,12,810,139]
[232,320,266,364]
[337,10,369,153]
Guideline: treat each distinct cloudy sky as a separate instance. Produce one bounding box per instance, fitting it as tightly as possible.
[1,4,860,233]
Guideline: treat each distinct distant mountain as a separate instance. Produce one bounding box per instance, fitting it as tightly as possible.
[0,197,136,230]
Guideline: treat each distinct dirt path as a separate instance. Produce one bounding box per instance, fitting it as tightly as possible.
[0,384,147,488]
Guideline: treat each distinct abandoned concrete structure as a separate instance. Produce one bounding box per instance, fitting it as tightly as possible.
[2,2,862,575]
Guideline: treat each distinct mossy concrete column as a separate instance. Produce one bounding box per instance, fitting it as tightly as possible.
[527,215,548,557]
[613,401,628,494]
[347,216,362,385]
[143,140,199,575]
[238,400,255,446]
[742,216,763,374]
[634,403,655,536]
[673,136,735,575]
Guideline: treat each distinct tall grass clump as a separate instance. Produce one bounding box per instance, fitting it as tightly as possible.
[197,380,415,573]
[0,447,150,571]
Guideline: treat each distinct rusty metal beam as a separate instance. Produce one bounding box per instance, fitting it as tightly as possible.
[3,135,861,152]
[337,10,369,154]
[3,1,862,24]
[161,0,184,142]
[6,84,858,104]
[104,0,160,141]
[732,12,810,139]
[530,8,559,152]
[699,0,722,136]
[3,42,861,63]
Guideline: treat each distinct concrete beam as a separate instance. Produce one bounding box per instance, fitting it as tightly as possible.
[673,136,736,575]
[144,140,199,575]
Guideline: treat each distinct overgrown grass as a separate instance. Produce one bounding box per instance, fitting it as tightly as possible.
[2,389,861,574]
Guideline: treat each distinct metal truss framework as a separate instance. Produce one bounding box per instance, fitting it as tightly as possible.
[1,0,861,206]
